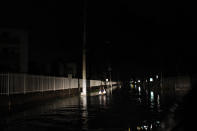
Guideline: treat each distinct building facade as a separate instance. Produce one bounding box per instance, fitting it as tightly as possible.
[0,29,28,73]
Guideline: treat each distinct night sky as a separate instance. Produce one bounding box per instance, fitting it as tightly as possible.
[0,0,197,79]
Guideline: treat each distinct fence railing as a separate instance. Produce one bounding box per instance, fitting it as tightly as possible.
[0,73,117,95]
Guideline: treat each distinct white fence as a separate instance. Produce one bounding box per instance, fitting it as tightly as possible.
[0,73,117,95]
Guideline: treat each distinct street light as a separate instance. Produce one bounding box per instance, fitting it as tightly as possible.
[156,75,159,79]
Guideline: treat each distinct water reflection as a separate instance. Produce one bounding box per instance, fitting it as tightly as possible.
[157,94,160,105]
[1,86,167,131]
[138,86,141,95]
[99,95,106,106]
[136,120,161,131]
[133,84,163,130]
[150,91,155,110]
[80,96,88,130]
[150,91,154,102]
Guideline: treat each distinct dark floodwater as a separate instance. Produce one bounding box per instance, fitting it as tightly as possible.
[0,86,168,131]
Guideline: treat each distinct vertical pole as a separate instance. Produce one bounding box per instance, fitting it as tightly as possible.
[69,78,71,95]
[78,78,80,93]
[81,0,87,96]
[24,74,26,94]
[160,72,163,97]
[32,76,34,93]
[48,76,50,91]
[82,49,87,95]
[63,78,64,90]
[161,72,163,88]
[41,76,43,93]
[7,73,10,96]
[110,71,112,94]
[54,77,55,91]
[0,74,1,95]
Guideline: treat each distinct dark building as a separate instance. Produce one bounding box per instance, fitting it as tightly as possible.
[0,29,28,73]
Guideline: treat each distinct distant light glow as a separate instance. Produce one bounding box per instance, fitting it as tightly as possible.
[146,79,147,82]
[137,126,141,130]
[157,94,160,104]
[106,79,108,82]
[138,80,140,83]
[156,121,160,124]
[144,125,148,130]
[156,75,159,79]
[150,78,153,82]
[150,124,153,129]
[150,91,154,102]
[138,86,141,92]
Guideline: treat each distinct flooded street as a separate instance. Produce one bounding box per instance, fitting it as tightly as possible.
[0,86,170,131]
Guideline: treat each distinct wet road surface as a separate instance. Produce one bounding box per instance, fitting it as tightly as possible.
[0,87,166,131]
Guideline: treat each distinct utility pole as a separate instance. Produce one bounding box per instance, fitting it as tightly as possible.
[81,0,87,96]
[82,48,87,95]
[108,66,112,94]
[110,71,112,94]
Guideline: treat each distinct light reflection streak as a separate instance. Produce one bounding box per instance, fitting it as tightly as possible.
[99,95,106,106]
[150,91,154,102]
[136,120,161,131]
[150,91,154,109]
[80,95,88,130]
[138,86,141,95]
